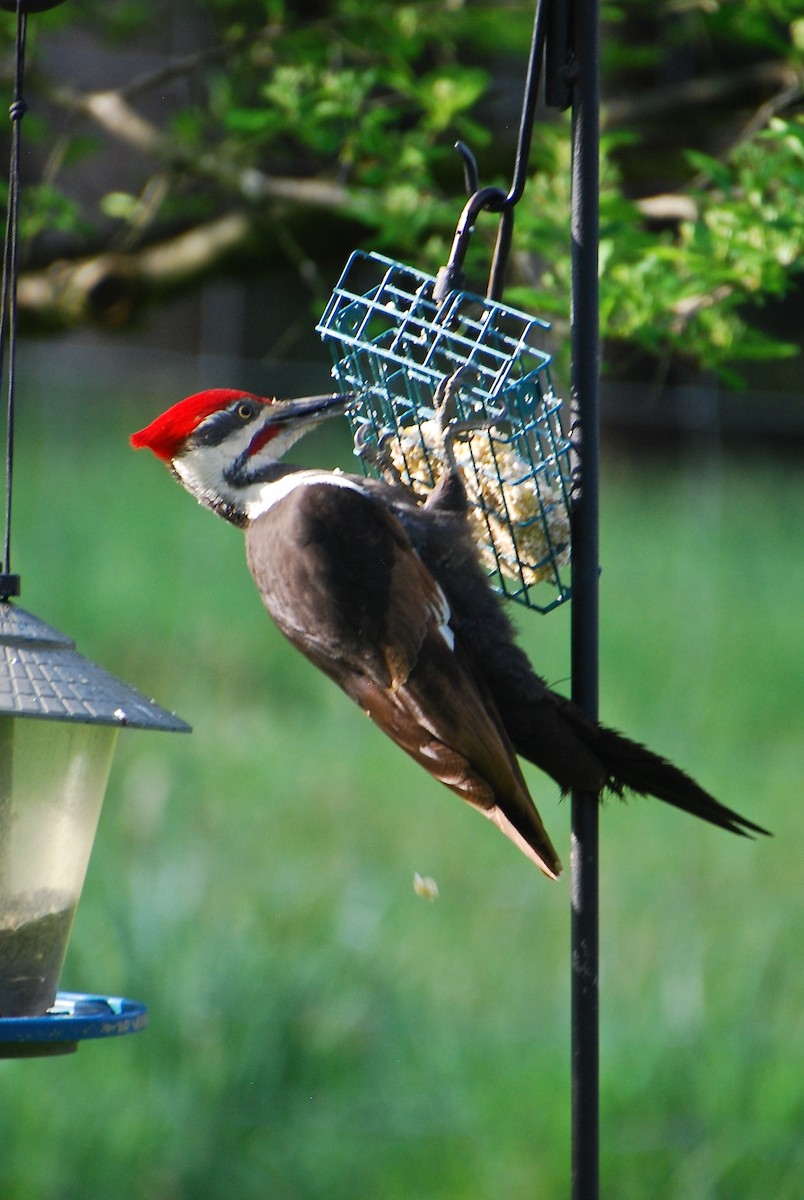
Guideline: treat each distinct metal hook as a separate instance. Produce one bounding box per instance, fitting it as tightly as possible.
[487,207,515,302]
[433,186,506,303]
[454,141,480,196]
[434,0,568,302]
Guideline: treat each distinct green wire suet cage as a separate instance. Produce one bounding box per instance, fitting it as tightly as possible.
[318,250,574,612]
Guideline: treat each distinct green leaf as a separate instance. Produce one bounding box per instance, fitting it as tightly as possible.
[99,191,140,221]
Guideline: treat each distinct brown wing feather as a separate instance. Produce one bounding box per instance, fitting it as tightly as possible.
[246,480,561,876]
[346,629,562,878]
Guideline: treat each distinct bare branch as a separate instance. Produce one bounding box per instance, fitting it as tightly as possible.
[17,210,256,330]
[47,81,356,213]
[688,77,804,189]
[80,89,166,155]
[635,194,698,223]
[603,60,797,127]
[669,284,734,333]
[120,39,259,101]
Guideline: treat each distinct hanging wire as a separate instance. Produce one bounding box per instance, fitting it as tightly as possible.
[433,0,555,303]
[0,0,27,600]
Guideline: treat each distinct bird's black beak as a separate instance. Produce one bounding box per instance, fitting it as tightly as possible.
[271,392,355,425]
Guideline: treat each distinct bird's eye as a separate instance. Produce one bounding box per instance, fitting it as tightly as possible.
[236,402,255,421]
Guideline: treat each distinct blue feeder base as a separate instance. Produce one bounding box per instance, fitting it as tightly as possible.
[0,992,148,1058]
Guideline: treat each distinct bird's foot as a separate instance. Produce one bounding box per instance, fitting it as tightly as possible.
[567,397,583,499]
[432,367,492,467]
[353,421,405,485]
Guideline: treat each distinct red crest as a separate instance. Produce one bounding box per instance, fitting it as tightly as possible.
[130,389,265,461]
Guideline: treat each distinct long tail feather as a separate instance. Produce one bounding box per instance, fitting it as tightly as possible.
[586,720,770,837]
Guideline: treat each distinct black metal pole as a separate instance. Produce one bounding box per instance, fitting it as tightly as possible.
[569,0,600,1196]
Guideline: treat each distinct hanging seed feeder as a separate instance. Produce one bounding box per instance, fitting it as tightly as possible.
[0,603,188,1055]
[317,0,576,613]
[0,0,190,1056]
[318,250,574,612]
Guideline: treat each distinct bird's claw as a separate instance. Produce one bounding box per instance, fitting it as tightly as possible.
[431,367,492,464]
[354,421,405,485]
[567,397,582,499]
[353,420,374,461]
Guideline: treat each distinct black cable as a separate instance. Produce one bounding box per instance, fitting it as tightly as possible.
[434,0,552,302]
[0,0,27,599]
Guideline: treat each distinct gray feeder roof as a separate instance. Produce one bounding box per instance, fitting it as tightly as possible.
[0,603,191,733]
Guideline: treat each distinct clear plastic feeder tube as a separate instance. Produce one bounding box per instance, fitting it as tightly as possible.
[0,716,118,1016]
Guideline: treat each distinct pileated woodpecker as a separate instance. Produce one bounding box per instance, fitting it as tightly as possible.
[131,385,768,878]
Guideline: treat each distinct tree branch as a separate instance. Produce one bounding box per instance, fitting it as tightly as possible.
[603,60,797,127]
[634,194,698,223]
[118,39,260,102]
[46,81,356,213]
[688,76,803,189]
[17,210,257,330]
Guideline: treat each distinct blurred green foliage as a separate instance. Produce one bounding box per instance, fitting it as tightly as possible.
[511,116,804,383]
[0,390,800,1199]
[1,0,802,375]
[0,5,801,1194]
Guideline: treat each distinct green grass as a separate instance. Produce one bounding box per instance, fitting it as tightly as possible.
[1,392,801,1199]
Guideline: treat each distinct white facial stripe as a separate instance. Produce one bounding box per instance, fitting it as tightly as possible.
[173,408,312,513]
[200,417,256,462]
[173,409,257,502]
[244,470,367,520]
[174,443,239,502]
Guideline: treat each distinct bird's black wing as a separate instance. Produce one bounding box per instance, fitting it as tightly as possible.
[245,478,562,875]
[390,469,769,838]
[246,479,443,689]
